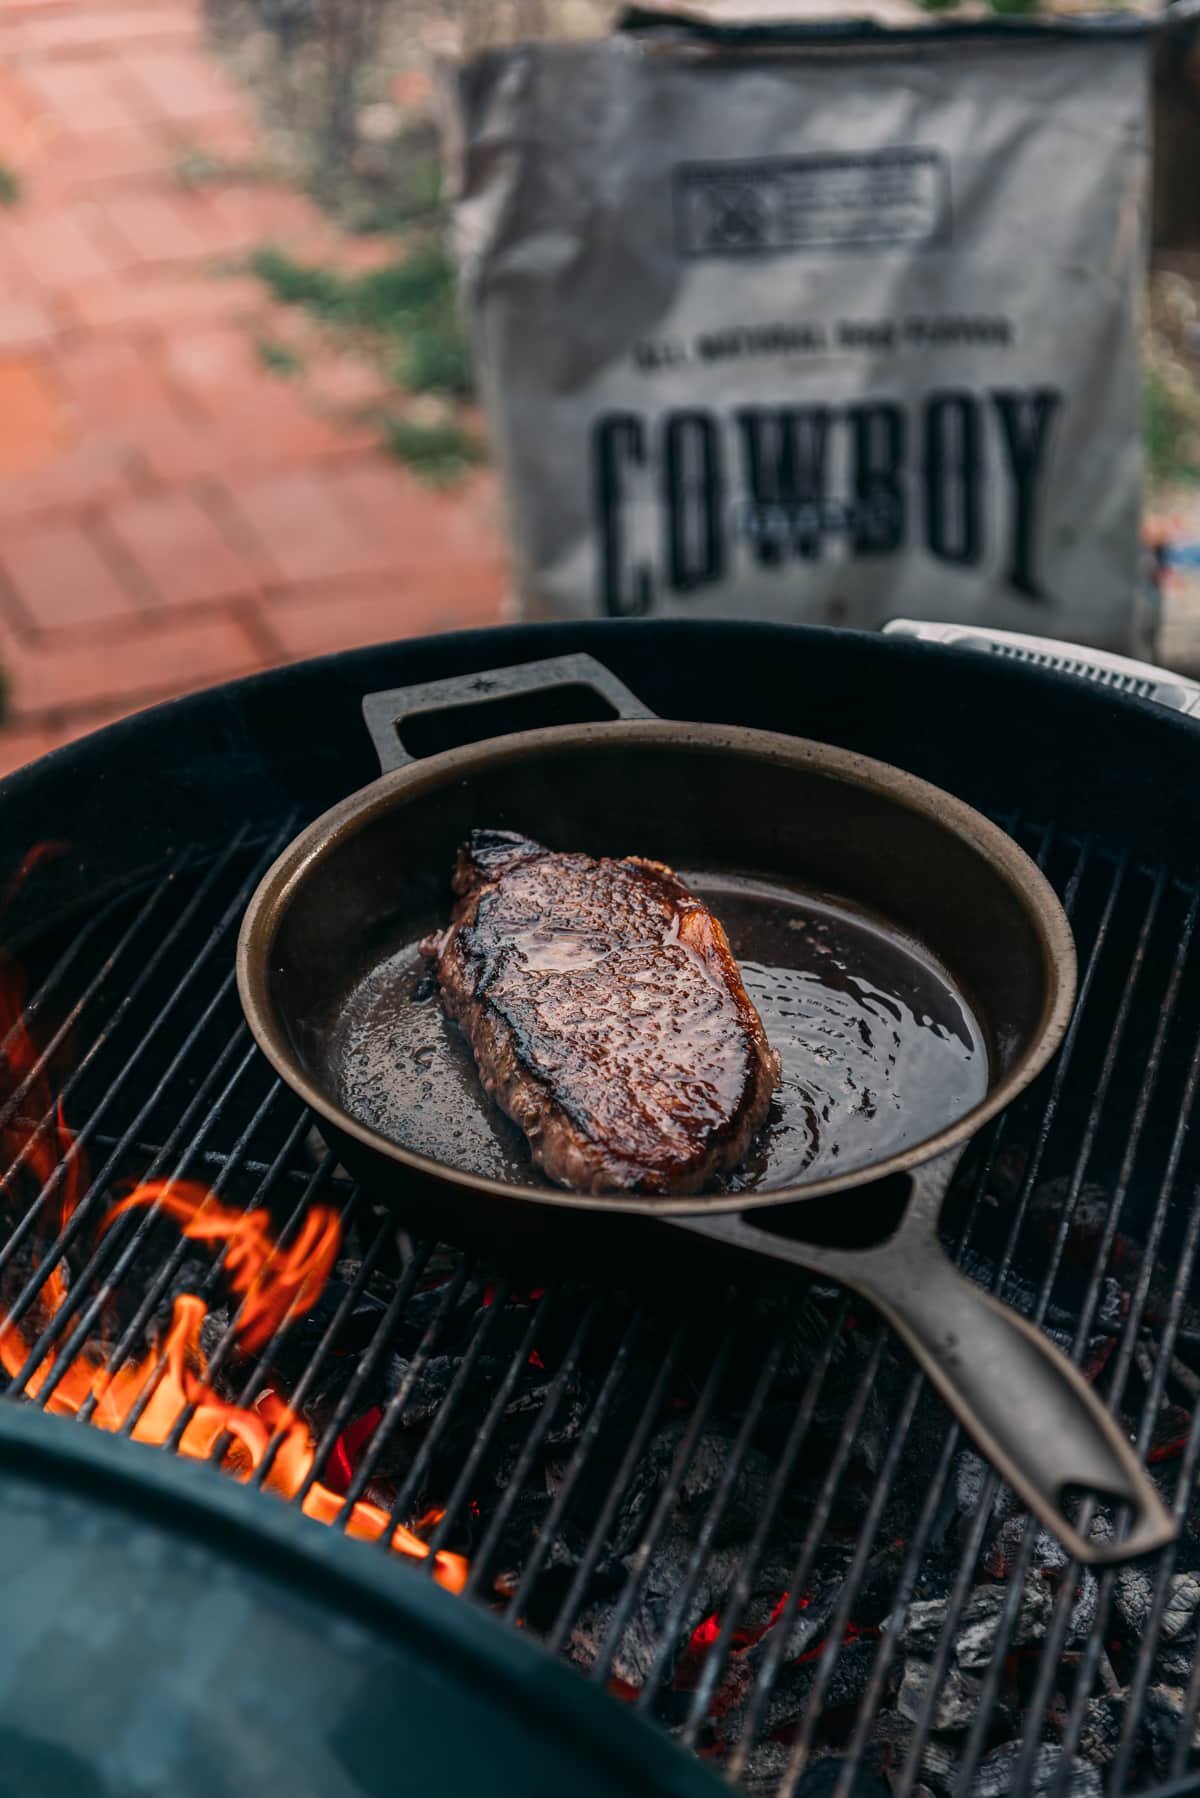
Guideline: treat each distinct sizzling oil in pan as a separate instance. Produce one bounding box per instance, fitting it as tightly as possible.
[330,873,989,1195]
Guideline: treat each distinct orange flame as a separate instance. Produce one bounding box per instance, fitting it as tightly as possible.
[105,1181,341,1355]
[0,1292,467,1593]
[0,847,467,1594]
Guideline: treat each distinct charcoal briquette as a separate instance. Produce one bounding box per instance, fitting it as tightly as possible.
[968,1741,1101,1798]
[897,1660,981,1732]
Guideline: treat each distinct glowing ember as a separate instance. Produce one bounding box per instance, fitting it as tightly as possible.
[0,847,467,1594]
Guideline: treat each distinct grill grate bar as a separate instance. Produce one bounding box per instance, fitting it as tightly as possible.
[728,1322,890,1782]
[325,1252,472,1524]
[785,1362,927,1791]
[0,854,196,1288]
[591,1314,738,1689]
[465,1294,603,1602]
[949,852,1158,1798]
[534,1306,662,1646]
[878,829,1102,1795]
[1168,1399,1200,1778]
[1045,889,1200,1797]
[680,1290,852,1746]
[637,1331,787,1712]
[163,1122,334,1456]
[19,1033,262,1409]
[834,1402,966,1798]
[82,1095,309,1433]
[422,1294,550,1569]
[0,823,292,1351]
[991,861,1183,1798]
[1112,1041,1200,1783]
[310,1256,484,1519]
[370,1270,517,1542]
[247,1198,399,1494]
[0,863,185,1194]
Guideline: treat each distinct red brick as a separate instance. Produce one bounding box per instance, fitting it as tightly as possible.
[0,357,68,475]
[56,334,186,433]
[6,202,126,293]
[137,400,370,484]
[99,188,210,264]
[22,7,196,54]
[303,350,391,415]
[196,183,319,254]
[1,520,142,632]
[62,270,265,331]
[264,572,505,662]
[0,726,60,778]
[160,323,258,414]
[3,611,266,720]
[168,109,261,164]
[0,297,57,353]
[0,438,133,525]
[327,462,504,562]
[103,487,259,609]
[19,59,144,136]
[32,121,173,198]
[222,467,397,588]
[118,49,245,125]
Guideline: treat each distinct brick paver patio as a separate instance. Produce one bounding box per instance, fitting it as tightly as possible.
[0,0,508,776]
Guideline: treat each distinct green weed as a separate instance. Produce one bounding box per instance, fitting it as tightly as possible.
[256,337,306,377]
[383,416,486,485]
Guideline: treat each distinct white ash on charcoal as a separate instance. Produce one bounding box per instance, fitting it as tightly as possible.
[1159,1571,1200,1643]
[1144,1684,1200,1774]
[956,1450,1020,1531]
[1068,1568,1100,1647]
[1156,1648,1195,1683]
[1074,1694,1132,1768]
[1113,1563,1158,1636]
[739,1738,794,1796]
[896,1660,982,1731]
[911,1736,964,1796]
[969,1741,1102,1798]
[899,1578,1053,1671]
[983,1513,1075,1580]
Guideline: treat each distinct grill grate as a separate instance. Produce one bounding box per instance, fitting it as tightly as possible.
[2,818,1200,1796]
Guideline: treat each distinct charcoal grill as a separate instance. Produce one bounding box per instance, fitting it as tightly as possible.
[2,618,1200,1798]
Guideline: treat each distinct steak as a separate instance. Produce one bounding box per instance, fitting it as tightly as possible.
[422,830,781,1195]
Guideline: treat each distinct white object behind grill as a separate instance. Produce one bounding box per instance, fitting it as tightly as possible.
[444,8,1151,650]
[883,619,1200,718]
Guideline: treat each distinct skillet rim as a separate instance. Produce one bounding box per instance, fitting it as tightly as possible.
[235,719,1077,1217]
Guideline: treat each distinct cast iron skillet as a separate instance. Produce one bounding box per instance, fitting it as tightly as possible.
[237,652,1173,1565]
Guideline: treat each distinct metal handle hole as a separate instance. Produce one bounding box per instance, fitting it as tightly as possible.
[748,1171,913,1250]
[396,684,620,763]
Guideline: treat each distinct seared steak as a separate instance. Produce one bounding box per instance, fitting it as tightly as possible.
[422,830,780,1195]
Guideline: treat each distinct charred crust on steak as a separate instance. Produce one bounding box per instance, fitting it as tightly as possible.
[422,830,781,1195]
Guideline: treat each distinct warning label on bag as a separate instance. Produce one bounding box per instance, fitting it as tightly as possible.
[673,150,950,256]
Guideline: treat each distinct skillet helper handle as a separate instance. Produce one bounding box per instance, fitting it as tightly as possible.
[361,654,658,774]
[672,1203,1176,1567]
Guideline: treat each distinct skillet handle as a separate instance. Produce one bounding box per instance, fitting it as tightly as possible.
[670,1195,1176,1566]
[361,655,658,773]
